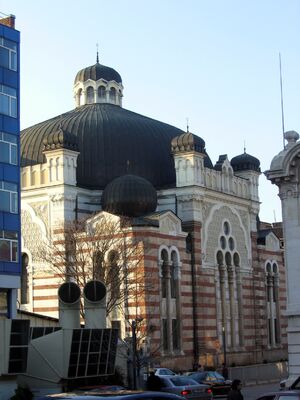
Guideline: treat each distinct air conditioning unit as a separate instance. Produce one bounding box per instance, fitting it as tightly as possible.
[83,280,107,329]
[0,319,30,375]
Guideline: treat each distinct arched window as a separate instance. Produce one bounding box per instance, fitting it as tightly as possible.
[109,87,116,103]
[21,253,29,304]
[107,250,120,301]
[86,86,94,104]
[265,261,280,346]
[161,249,168,299]
[92,250,104,280]
[98,86,106,99]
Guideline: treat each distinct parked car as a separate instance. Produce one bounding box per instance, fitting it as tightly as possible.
[155,368,177,376]
[188,372,231,397]
[159,376,212,400]
[280,377,300,391]
[256,390,300,400]
[37,392,185,400]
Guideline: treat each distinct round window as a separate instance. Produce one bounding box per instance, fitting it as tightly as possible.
[220,236,226,249]
[229,237,235,251]
[223,221,230,235]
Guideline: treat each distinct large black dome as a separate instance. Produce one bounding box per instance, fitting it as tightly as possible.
[101,174,157,217]
[231,152,260,172]
[74,62,122,84]
[21,103,191,189]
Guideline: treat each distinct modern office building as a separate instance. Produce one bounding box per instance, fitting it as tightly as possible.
[0,13,20,318]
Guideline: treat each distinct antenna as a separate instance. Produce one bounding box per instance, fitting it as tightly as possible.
[96,43,99,63]
[279,52,285,149]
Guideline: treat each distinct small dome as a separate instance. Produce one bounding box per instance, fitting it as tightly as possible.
[171,131,205,153]
[231,152,260,172]
[101,174,157,217]
[171,131,213,168]
[42,127,78,151]
[74,62,122,84]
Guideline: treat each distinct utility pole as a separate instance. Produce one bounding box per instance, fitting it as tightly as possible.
[132,320,137,389]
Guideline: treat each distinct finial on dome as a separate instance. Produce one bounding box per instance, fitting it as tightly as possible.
[244,140,246,154]
[96,42,99,63]
[186,117,189,133]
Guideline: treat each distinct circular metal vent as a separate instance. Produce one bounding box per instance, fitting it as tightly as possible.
[83,280,106,302]
[58,282,81,304]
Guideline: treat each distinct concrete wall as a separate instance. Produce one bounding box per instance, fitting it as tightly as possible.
[230,361,288,386]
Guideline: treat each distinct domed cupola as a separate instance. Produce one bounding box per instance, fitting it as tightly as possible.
[42,127,78,151]
[171,130,213,168]
[101,174,157,217]
[73,53,124,108]
[231,151,260,172]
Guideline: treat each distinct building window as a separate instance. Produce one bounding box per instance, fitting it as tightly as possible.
[265,261,280,346]
[0,230,18,262]
[0,37,17,71]
[159,247,181,353]
[0,132,17,165]
[98,86,106,99]
[0,85,17,117]
[109,87,116,102]
[86,86,94,104]
[0,181,18,213]
[21,253,29,304]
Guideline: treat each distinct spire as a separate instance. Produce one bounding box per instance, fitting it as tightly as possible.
[243,140,246,154]
[186,117,189,133]
[96,42,99,63]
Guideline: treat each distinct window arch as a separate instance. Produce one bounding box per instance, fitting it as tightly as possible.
[86,86,94,104]
[158,246,182,353]
[109,87,116,103]
[21,253,29,304]
[98,85,106,99]
[107,250,120,301]
[216,220,243,350]
[265,260,280,346]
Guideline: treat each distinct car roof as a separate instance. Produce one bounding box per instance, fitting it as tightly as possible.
[37,391,185,400]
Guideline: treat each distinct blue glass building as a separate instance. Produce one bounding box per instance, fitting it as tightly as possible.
[0,14,20,318]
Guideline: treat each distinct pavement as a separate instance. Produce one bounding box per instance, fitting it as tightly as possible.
[242,381,281,400]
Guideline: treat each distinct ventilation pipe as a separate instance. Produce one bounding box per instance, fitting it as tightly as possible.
[58,281,81,329]
[83,280,107,329]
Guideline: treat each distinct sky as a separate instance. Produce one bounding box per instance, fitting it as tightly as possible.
[3,0,300,222]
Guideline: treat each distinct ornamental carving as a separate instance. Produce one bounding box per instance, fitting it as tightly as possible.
[21,209,48,263]
[30,201,49,231]
[203,205,249,267]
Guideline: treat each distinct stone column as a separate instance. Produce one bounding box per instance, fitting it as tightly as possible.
[265,130,300,383]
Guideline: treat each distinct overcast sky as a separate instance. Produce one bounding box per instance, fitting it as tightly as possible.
[3,0,300,222]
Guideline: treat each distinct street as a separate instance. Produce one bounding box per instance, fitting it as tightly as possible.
[242,381,280,400]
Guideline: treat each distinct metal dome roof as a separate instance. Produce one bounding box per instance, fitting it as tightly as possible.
[101,174,157,217]
[231,152,260,172]
[21,103,187,189]
[74,62,122,84]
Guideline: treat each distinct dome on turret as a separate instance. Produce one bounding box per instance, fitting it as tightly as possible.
[74,62,122,85]
[231,152,260,172]
[42,127,78,151]
[101,174,157,217]
[171,131,213,168]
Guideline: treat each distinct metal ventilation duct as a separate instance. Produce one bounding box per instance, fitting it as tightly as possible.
[58,282,81,329]
[83,280,107,329]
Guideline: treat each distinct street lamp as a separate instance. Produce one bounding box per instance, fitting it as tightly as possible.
[222,326,227,366]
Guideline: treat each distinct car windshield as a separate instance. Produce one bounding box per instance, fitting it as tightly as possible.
[158,369,175,375]
[170,377,197,386]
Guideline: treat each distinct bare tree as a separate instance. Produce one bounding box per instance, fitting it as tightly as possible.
[49,213,150,318]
